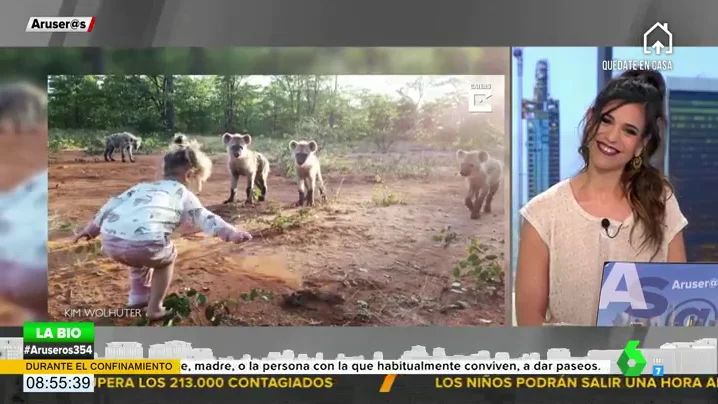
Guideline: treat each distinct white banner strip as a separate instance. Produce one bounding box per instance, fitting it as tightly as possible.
[26,17,96,33]
[180,360,612,375]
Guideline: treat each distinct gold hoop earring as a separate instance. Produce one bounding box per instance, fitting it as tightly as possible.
[631,156,643,170]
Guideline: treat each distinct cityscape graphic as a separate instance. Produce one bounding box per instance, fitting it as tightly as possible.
[0,338,714,375]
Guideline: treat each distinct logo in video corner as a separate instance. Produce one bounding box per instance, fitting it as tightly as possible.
[643,22,673,56]
[617,340,647,377]
[468,87,492,113]
[652,365,664,377]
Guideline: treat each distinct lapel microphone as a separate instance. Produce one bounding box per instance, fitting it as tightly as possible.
[601,218,623,239]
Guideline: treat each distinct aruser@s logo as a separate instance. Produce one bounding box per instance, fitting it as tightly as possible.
[623,275,717,325]
[599,263,717,326]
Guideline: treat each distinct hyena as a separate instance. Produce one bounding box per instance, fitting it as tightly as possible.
[289,140,327,207]
[457,149,503,219]
[222,133,270,204]
[171,133,213,194]
[104,132,142,163]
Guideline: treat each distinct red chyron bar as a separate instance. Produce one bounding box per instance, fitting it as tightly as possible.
[25,17,96,33]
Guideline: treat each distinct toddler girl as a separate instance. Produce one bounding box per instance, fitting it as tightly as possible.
[0,82,49,324]
[73,137,252,321]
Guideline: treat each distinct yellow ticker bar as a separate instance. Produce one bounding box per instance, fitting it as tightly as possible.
[0,360,181,375]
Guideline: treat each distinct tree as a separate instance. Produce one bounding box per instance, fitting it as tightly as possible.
[48,74,502,153]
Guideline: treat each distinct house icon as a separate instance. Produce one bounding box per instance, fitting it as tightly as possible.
[643,22,673,56]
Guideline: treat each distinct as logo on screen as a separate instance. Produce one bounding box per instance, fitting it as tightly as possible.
[598,263,717,326]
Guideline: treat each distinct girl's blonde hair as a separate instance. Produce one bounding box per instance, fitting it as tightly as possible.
[0,82,47,134]
[163,133,213,182]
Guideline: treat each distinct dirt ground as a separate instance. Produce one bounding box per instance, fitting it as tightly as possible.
[48,149,506,326]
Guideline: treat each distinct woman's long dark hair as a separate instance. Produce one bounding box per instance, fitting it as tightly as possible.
[578,69,672,258]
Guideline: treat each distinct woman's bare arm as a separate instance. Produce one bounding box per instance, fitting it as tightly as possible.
[666,230,687,262]
[515,220,550,326]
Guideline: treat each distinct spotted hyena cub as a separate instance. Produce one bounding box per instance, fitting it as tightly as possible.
[171,133,213,194]
[104,132,142,163]
[222,133,270,204]
[289,140,327,207]
[457,149,503,219]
